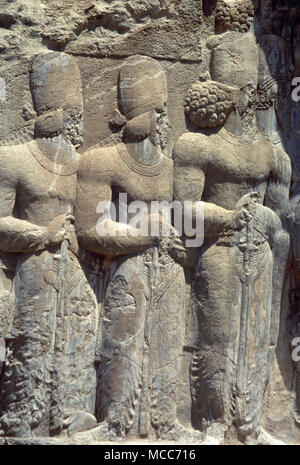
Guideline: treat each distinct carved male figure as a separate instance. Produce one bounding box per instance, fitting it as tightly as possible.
[174,34,291,444]
[0,52,98,438]
[75,55,199,441]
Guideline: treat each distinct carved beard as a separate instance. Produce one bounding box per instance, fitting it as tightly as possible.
[256,94,277,111]
[63,108,83,149]
[236,87,256,128]
[256,80,279,111]
[151,111,171,151]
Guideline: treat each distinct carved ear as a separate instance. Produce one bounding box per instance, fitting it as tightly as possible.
[34,109,64,138]
[231,89,240,107]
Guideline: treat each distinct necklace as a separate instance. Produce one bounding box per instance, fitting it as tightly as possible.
[117,143,166,177]
[258,129,283,146]
[28,140,79,176]
[218,126,259,146]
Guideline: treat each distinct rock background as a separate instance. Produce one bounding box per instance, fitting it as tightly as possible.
[0,0,207,150]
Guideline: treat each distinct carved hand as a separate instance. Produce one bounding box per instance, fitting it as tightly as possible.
[233,192,260,230]
[46,214,76,247]
[168,235,187,266]
[141,213,187,264]
[141,213,178,239]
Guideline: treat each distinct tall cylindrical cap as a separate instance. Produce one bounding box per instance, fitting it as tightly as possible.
[118,55,167,120]
[31,52,83,116]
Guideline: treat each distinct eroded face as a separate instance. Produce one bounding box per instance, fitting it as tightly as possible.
[32,74,84,148]
[238,81,256,115]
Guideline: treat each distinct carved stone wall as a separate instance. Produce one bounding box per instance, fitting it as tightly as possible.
[0,0,300,445]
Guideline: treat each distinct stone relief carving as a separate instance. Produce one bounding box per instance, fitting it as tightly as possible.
[74,55,200,442]
[0,0,300,446]
[0,52,99,439]
[174,33,291,444]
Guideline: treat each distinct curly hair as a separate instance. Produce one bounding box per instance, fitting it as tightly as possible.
[215,0,254,34]
[184,80,237,128]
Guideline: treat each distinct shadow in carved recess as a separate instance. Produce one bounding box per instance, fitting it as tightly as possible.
[253,0,300,437]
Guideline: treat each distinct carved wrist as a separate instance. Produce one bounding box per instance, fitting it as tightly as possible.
[205,207,235,235]
[29,227,49,252]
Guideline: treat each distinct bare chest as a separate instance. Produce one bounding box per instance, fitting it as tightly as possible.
[113,148,174,204]
[17,148,77,222]
[206,136,272,184]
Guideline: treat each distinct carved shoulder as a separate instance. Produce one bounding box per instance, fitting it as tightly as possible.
[173,131,211,169]
[77,145,119,185]
[0,144,23,186]
[0,144,26,218]
[265,142,292,214]
[271,144,292,187]
[173,133,208,202]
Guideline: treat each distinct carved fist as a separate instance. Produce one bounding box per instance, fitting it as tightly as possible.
[168,235,187,266]
[234,192,260,230]
[46,214,75,247]
[141,213,173,240]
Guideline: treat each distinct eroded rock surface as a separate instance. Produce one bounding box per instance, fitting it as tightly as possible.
[0,0,300,445]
